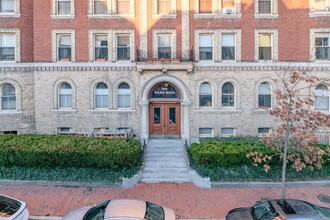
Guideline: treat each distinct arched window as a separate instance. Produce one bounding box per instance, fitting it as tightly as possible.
[258,82,272,108]
[118,83,130,108]
[59,82,72,108]
[1,83,16,110]
[199,82,212,107]
[222,82,235,107]
[95,82,108,108]
[315,84,329,110]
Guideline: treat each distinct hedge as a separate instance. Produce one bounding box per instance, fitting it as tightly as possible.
[0,135,142,170]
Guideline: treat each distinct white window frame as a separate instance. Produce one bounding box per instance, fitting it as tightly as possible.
[0,0,20,17]
[258,127,272,137]
[52,29,75,62]
[258,82,273,109]
[310,29,330,61]
[53,79,76,111]
[95,82,109,109]
[309,0,330,17]
[89,30,112,62]
[0,83,16,111]
[117,82,131,109]
[88,0,135,18]
[221,127,235,137]
[199,128,214,137]
[254,0,278,18]
[152,0,176,17]
[51,0,75,19]
[0,29,20,62]
[113,30,135,62]
[314,84,330,111]
[219,29,241,61]
[0,80,21,113]
[152,29,176,59]
[221,82,236,109]
[199,82,213,108]
[255,29,278,62]
[194,0,241,18]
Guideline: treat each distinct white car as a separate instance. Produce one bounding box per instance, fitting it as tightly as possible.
[0,194,29,220]
[63,199,176,220]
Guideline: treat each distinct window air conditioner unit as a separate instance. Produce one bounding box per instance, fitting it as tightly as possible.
[222,8,235,14]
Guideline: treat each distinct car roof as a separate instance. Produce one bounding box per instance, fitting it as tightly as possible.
[105,199,146,219]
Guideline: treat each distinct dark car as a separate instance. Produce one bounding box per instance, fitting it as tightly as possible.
[225,199,330,220]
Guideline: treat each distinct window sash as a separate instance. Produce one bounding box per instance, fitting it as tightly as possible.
[222,94,235,106]
[59,94,72,108]
[117,0,130,14]
[199,128,212,135]
[199,95,212,107]
[94,0,108,14]
[158,47,171,59]
[258,95,271,108]
[0,0,14,13]
[259,47,272,60]
[158,0,171,14]
[221,128,234,136]
[199,0,212,13]
[258,127,270,135]
[58,0,71,15]
[0,47,15,61]
[95,94,109,108]
[258,0,271,14]
[199,47,212,60]
[315,96,329,110]
[222,46,235,60]
[1,96,16,110]
[222,0,235,8]
[314,0,329,11]
[118,94,130,108]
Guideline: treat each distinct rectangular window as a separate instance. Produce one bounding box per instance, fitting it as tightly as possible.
[199,0,212,13]
[199,35,212,61]
[315,34,330,60]
[221,128,235,137]
[258,127,271,137]
[158,0,171,14]
[259,34,272,60]
[199,128,213,137]
[0,34,15,61]
[158,34,171,59]
[222,34,235,60]
[57,34,71,61]
[258,0,271,14]
[0,130,17,134]
[117,0,130,14]
[117,35,130,61]
[93,0,108,14]
[0,0,14,13]
[222,0,235,8]
[95,35,108,61]
[58,127,72,133]
[94,127,109,132]
[57,0,71,14]
[314,0,329,12]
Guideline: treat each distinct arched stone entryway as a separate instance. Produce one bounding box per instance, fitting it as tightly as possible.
[138,75,192,143]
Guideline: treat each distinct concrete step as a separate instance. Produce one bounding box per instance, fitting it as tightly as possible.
[145,161,187,168]
[141,177,191,183]
[143,167,188,173]
[146,152,185,158]
[143,172,190,179]
[145,158,186,163]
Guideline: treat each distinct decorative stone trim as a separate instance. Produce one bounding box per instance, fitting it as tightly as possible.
[254,29,278,62]
[182,0,190,60]
[194,0,241,17]
[51,0,75,19]
[0,0,20,17]
[309,28,330,62]
[0,28,21,62]
[51,29,76,62]
[254,0,278,18]
[152,29,177,59]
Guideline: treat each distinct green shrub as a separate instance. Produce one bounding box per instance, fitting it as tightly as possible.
[0,135,142,170]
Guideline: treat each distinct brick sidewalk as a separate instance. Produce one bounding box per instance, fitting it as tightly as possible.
[0,183,329,219]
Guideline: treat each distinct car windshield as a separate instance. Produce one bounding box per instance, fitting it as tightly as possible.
[0,195,21,217]
[310,203,330,219]
[83,200,110,220]
[144,202,165,220]
[252,201,279,220]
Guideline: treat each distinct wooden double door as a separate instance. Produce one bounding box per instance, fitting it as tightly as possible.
[149,102,181,137]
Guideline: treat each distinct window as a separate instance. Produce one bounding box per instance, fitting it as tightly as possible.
[93,0,108,14]
[118,83,130,108]
[117,0,130,14]
[158,34,171,59]
[57,0,71,14]
[199,128,213,137]
[117,35,130,61]
[1,83,16,110]
[222,0,235,12]
[0,130,17,134]
[222,82,235,107]
[258,0,271,14]
[199,35,212,61]
[0,0,14,13]
[315,84,329,110]
[0,34,14,61]
[199,82,212,107]
[315,33,330,60]
[258,127,272,137]
[258,82,272,108]
[222,34,235,60]
[95,83,109,109]
[258,34,272,60]
[199,0,212,13]
[59,83,72,108]
[95,35,108,61]
[158,0,171,14]
[57,34,71,61]
[221,128,235,137]
[58,127,71,132]
[314,0,330,12]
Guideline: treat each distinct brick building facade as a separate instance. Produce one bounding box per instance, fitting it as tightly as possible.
[0,0,329,143]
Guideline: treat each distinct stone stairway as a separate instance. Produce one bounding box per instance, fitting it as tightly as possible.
[141,139,192,183]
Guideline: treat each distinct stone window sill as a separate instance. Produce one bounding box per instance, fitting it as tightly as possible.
[51,15,75,19]
[194,14,242,19]
[88,14,136,19]
[152,14,177,18]
[254,14,279,19]
[0,13,21,18]
[0,110,22,115]
[309,12,330,17]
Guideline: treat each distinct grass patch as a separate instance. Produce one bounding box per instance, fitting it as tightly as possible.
[0,164,142,184]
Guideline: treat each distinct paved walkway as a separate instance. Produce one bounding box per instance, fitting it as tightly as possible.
[0,183,329,219]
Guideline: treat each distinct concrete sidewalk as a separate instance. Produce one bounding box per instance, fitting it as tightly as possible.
[1,182,329,219]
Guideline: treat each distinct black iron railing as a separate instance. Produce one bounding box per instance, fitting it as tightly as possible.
[136,49,194,62]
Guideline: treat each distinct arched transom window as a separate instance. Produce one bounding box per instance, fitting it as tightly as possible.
[59,82,72,108]
[315,84,329,110]
[95,82,109,108]
[222,82,235,107]
[1,83,16,110]
[258,82,272,108]
[118,82,130,108]
[199,82,212,107]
